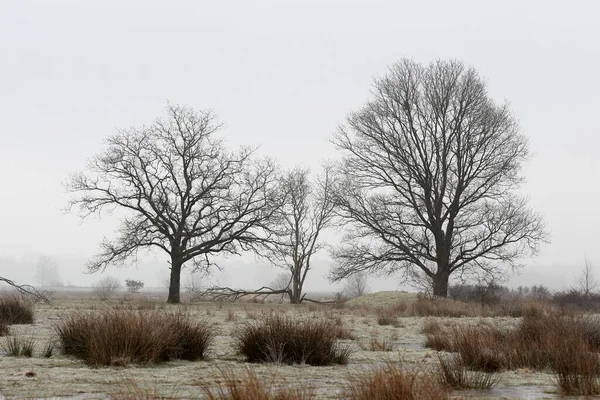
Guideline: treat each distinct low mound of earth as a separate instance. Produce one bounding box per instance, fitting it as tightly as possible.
[346,291,418,308]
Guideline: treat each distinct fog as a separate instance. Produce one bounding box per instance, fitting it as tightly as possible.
[1,0,599,293]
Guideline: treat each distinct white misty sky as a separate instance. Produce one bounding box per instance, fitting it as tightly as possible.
[0,0,598,291]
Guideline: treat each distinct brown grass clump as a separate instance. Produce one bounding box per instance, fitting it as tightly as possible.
[408,295,551,318]
[0,293,34,324]
[0,322,8,336]
[200,368,315,400]
[344,361,449,400]
[376,309,401,327]
[1,335,36,357]
[55,308,215,366]
[235,314,351,366]
[425,311,600,395]
[436,354,499,390]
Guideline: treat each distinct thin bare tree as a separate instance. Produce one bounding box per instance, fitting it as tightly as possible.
[343,272,369,298]
[34,255,62,287]
[205,166,335,304]
[329,59,548,297]
[577,258,597,296]
[66,104,281,303]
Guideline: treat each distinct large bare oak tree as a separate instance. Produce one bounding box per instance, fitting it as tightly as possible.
[329,59,547,297]
[66,105,280,303]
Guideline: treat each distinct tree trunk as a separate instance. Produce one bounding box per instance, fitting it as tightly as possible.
[167,256,182,304]
[290,269,302,304]
[432,270,450,297]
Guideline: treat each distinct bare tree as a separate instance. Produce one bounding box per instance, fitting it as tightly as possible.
[259,167,335,303]
[93,276,121,300]
[329,59,548,297]
[204,167,335,304]
[34,256,62,287]
[576,258,597,296]
[66,104,281,303]
[270,272,293,291]
[343,272,369,298]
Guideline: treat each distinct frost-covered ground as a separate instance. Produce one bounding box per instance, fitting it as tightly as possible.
[0,293,561,399]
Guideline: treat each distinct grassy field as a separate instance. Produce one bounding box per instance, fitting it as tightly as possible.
[0,291,573,399]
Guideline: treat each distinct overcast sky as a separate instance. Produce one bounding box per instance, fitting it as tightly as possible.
[1,0,599,292]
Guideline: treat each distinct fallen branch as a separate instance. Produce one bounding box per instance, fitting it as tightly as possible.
[200,285,345,305]
[0,277,52,303]
[200,286,291,303]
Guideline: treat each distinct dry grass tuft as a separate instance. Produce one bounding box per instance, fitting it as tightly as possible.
[344,361,449,400]
[0,293,34,325]
[200,368,315,400]
[55,308,215,366]
[110,378,179,400]
[376,309,401,327]
[436,354,499,390]
[426,311,600,395]
[360,334,393,352]
[235,313,351,366]
[1,335,36,357]
[0,322,8,336]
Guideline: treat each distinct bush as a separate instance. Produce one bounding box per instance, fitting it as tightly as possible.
[552,290,600,311]
[200,368,315,400]
[0,293,34,324]
[93,276,121,301]
[55,308,215,366]
[235,314,351,366]
[125,279,144,294]
[344,361,448,400]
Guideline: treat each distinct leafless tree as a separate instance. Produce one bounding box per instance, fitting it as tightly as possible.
[329,59,548,297]
[66,104,281,303]
[93,276,121,300]
[34,256,62,287]
[270,272,293,291]
[260,167,335,303]
[204,167,335,304]
[343,272,369,298]
[576,258,597,296]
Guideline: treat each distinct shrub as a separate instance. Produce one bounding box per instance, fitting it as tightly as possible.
[0,293,34,324]
[235,314,351,366]
[200,368,315,400]
[0,322,8,336]
[344,361,449,400]
[93,276,121,301]
[55,308,215,366]
[552,290,600,311]
[124,279,144,294]
[1,335,36,357]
